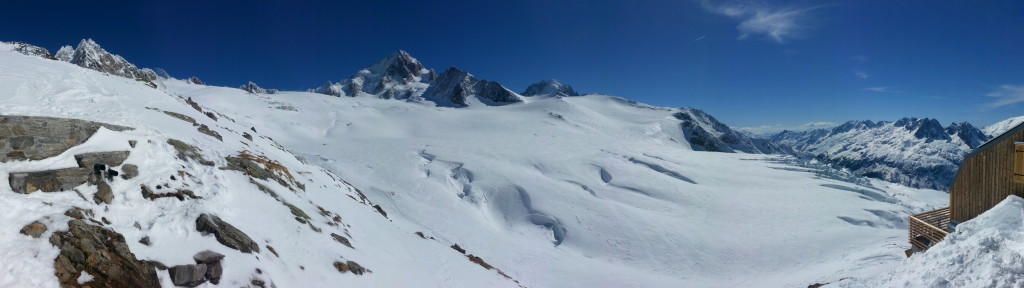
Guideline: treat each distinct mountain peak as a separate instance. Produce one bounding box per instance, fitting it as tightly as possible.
[313,50,432,98]
[522,79,580,96]
[60,38,158,82]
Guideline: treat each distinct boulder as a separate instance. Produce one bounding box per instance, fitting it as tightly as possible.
[193,250,225,264]
[121,164,138,179]
[168,264,207,287]
[94,181,113,204]
[195,214,260,253]
[331,233,353,249]
[49,219,160,287]
[19,221,47,238]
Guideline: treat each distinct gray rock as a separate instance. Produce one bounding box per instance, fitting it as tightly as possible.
[331,233,353,249]
[206,261,223,284]
[193,250,225,264]
[121,164,139,180]
[9,167,91,193]
[74,151,130,169]
[195,214,260,253]
[0,116,130,163]
[49,219,160,287]
[168,264,208,287]
[94,181,113,204]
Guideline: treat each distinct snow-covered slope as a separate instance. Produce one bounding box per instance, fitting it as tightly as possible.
[984,116,1024,137]
[837,195,1024,287]
[770,118,989,190]
[174,79,949,287]
[0,42,518,288]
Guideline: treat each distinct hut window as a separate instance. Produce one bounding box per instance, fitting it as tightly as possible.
[1016,143,1024,183]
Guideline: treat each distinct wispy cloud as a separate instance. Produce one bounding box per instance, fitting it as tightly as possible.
[736,121,838,135]
[864,86,898,93]
[854,71,870,79]
[702,1,822,43]
[691,35,707,43]
[981,84,1024,110]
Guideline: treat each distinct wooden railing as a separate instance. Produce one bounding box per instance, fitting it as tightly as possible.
[908,207,950,251]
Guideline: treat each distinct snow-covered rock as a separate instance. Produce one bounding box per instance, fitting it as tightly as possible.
[239,81,275,94]
[838,195,1024,287]
[674,107,779,153]
[62,39,158,82]
[422,66,523,107]
[312,50,434,99]
[769,118,990,190]
[5,41,56,60]
[54,45,74,62]
[522,79,579,96]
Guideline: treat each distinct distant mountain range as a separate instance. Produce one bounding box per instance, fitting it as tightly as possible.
[8,38,1021,191]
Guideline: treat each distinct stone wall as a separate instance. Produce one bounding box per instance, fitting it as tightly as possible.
[0,116,130,162]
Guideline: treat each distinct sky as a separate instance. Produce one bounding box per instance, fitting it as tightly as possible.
[4,0,1024,134]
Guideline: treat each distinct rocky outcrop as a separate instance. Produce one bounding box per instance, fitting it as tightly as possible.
[0,116,130,162]
[240,81,276,94]
[195,214,260,253]
[49,219,160,288]
[61,39,158,82]
[187,76,205,85]
[522,79,580,96]
[74,151,130,169]
[193,250,225,284]
[331,233,353,249]
[313,50,433,98]
[94,181,113,204]
[8,41,56,60]
[423,66,522,107]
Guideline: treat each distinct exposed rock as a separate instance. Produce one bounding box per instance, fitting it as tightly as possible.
[93,181,113,204]
[206,261,223,284]
[331,233,353,249]
[193,250,225,264]
[423,66,523,107]
[373,204,388,218]
[121,164,138,180]
[19,221,47,238]
[167,139,214,165]
[9,167,90,193]
[63,39,158,82]
[522,79,580,96]
[9,41,56,60]
[451,244,466,254]
[187,76,205,85]
[168,264,208,287]
[74,151,130,169]
[224,152,295,189]
[197,124,222,141]
[139,236,150,246]
[163,111,197,125]
[128,140,137,148]
[143,187,200,201]
[243,132,253,141]
[64,207,93,220]
[49,219,160,287]
[333,260,368,275]
[195,214,260,253]
[240,81,268,94]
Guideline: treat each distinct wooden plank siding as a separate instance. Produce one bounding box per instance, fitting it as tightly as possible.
[950,127,1024,222]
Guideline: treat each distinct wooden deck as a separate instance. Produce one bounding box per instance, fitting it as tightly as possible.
[908,207,950,251]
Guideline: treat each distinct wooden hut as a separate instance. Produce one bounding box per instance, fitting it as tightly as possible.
[908,121,1024,251]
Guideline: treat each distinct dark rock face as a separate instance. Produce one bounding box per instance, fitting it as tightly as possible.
[673,108,773,153]
[187,76,205,85]
[0,115,130,162]
[193,250,225,264]
[195,214,260,253]
[197,124,223,141]
[424,66,522,107]
[168,264,208,287]
[49,219,160,288]
[20,221,47,238]
[167,139,214,165]
[240,81,273,94]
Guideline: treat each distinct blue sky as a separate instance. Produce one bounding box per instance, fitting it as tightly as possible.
[5,0,1024,133]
